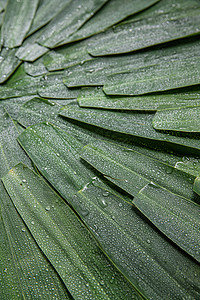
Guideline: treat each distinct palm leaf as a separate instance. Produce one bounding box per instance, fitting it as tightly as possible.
[0,0,200,299]
[1,0,39,48]
[3,163,139,300]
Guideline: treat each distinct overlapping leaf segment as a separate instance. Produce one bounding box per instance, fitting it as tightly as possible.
[0,0,200,299]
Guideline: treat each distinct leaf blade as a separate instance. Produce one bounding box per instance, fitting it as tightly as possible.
[2,163,140,300]
[1,0,39,48]
[133,183,200,262]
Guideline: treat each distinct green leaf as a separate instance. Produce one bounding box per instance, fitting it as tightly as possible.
[0,107,32,174]
[37,0,109,48]
[124,0,200,22]
[17,98,101,148]
[0,48,21,83]
[2,163,139,300]
[17,98,67,127]
[0,184,72,299]
[80,140,196,200]
[1,0,39,48]
[174,159,200,177]
[43,38,93,72]
[17,123,200,300]
[59,0,160,45]
[28,0,70,36]
[24,60,48,77]
[37,72,80,99]
[0,107,72,299]
[16,42,48,63]
[78,86,200,111]
[193,177,200,197]
[64,38,200,88]
[0,65,41,99]
[15,28,48,62]
[17,97,199,171]
[17,123,99,198]
[0,203,26,299]
[60,103,200,155]
[0,95,37,120]
[0,183,72,299]
[152,106,200,133]
[0,0,6,13]
[103,43,200,95]
[88,7,200,56]
[1,1,200,298]
[133,183,200,262]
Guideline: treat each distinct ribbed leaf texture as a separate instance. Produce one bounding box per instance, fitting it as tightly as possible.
[0,0,200,299]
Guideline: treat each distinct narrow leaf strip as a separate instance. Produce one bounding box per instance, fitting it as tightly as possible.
[64,38,200,89]
[1,0,39,48]
[152,106,200,133]
[37,73,80,99]
[59,0,159,45]
[15,29,48,62]
[17,125,200,299]
[0,48,21,83]
[193,177,200,197]
[28,0,71,36]
[0,107,71,299]
[0,185,71,300]
[88,7,200,56]
[43,38,93,72]
[0,65,41,99]
[59,103,200,155]
[80,140,196,199]
[37,0,109,48]
[2,163,139,300]
[133,183,200,262]
[24,60,48,77]
[16,97,200,171]
[78,87,200,111]
[103,55,200,95]
[174,159,200,178]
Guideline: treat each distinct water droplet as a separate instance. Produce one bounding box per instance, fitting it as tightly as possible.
[100,280,104,285]
[147,239,151,244]
[22,179,26,182]
[31,221,35,225]
[118,203,122,207]
[98,198,107,208]
[166,166,173,174]
[45,206,50,211]
[80,209,89,217]
[110,276,115,283]
[21,228,25,232]
[103,191,109,197]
